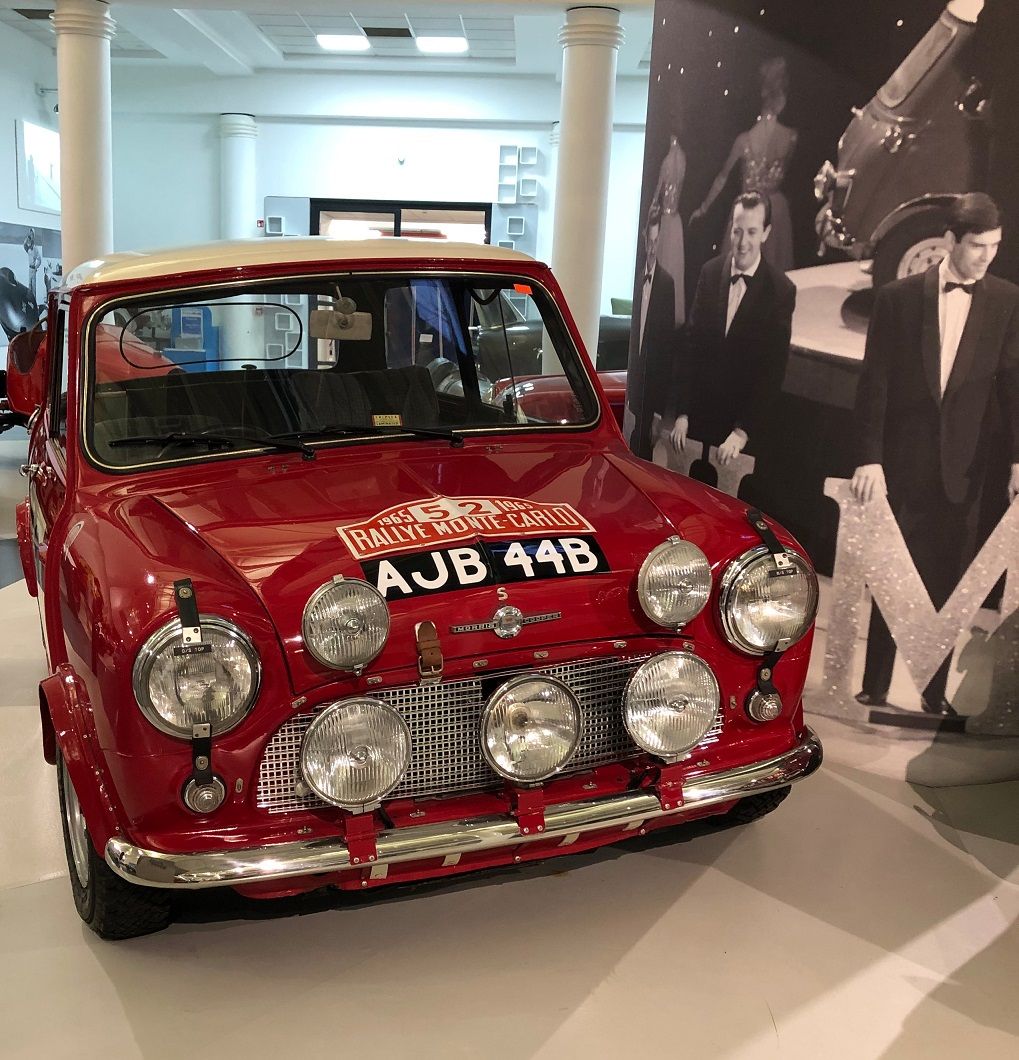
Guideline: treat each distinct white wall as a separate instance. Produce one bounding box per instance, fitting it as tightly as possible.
[0,28,58,230]
[110,66,647,315]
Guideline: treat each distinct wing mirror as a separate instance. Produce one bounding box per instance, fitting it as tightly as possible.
[6,324,48,417]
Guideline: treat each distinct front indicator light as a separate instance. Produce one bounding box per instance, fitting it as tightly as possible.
[182,777,227,814]
[746,689,783,723]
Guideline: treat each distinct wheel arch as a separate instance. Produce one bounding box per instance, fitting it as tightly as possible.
[41,665,122,850]
[870,194,959,248]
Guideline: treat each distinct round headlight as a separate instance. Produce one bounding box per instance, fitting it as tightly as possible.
[623,651,720,759]
[481,676,581,783]
[300,698,411,810]
[303,577,390,671]
[132,615,260,738]
[719,546,818,655]
[637,538,712,628]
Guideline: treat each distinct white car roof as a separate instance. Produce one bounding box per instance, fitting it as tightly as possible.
[63,237,536,290]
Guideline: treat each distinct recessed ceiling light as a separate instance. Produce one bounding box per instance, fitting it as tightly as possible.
[415,36,469,55]
[316,34,371,53]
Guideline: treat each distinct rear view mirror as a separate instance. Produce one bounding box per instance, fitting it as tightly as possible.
[6,325,47,416]
[309,309,373,342]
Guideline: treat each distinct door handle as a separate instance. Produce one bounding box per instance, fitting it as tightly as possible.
[19,463,53,481]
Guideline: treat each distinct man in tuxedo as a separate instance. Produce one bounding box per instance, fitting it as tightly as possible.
[668,191,795,467]
[852,193,1019,715]
[626,215,678,460]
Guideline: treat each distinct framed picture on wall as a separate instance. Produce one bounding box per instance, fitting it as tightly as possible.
[15,119,61,215]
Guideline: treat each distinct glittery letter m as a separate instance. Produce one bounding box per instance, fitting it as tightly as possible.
[820,479,1019,703]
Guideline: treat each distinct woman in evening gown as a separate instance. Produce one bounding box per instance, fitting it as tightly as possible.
[691,57,797,274]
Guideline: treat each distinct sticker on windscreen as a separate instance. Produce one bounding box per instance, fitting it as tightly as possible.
[362,536,609,600]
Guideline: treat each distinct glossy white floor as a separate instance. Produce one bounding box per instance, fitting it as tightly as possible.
[1,437,1017,1059]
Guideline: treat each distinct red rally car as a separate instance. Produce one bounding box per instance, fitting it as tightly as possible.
[2,238,822,938]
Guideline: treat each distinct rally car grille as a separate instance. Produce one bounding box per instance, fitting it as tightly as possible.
[256,655,724,813]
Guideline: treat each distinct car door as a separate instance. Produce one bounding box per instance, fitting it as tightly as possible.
[25,301,69,662]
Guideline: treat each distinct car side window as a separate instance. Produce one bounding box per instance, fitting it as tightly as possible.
[50,308,68,444]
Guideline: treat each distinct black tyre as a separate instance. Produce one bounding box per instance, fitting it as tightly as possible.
[725,784,792,826]
[57,752,173,940]
[871,209,948,288]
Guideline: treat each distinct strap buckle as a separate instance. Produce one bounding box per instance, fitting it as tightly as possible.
[415,620,443,685]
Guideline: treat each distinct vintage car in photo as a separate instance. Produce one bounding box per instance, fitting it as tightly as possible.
[814,0,988,286]
[2,238,821,938]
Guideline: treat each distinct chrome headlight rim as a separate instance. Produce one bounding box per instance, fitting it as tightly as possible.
[131,614,261,739]
[301,576,390,672]
[622,650,721,760]
[300,696,411,809]
[479,674,583,783]
[636,536,712,629]
[718,544,818,656]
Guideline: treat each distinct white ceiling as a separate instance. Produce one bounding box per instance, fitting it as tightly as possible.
[0,2,654,78]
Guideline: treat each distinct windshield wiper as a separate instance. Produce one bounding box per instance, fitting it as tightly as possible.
[108,430,316,460]
[272,422,465,449]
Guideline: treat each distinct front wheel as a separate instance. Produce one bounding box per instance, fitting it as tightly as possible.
[57,752,173,940]
[871,210,948,288]
[725,784,791,825]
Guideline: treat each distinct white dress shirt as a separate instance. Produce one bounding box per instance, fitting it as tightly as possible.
[937,256,974,396]
[726,254,761,335]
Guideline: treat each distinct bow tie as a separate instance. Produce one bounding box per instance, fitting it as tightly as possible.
[944,281,975,294]
[730,272,751,286]
[644,271,653,285]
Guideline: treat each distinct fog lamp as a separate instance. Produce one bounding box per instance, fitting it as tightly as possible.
[637,538,712,628]
[481,675,581,783]
[303,577,389,671]
[623,652,720,759]
[300,698,410,810]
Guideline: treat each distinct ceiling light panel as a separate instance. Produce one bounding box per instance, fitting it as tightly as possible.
[246,10,516,64]
[316,35,370,53]
[415,37,470,55]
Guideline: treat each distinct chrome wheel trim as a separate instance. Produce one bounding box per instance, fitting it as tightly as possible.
[898,237,947,279]
[61,757,91,889]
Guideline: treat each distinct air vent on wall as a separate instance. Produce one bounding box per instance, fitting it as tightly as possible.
[361,27,414,38]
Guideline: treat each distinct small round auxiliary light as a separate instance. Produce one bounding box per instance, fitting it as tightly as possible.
[746,690,783,723]
[182,777,227,815]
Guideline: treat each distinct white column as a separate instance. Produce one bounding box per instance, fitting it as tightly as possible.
[51,0,115,272]
[550,6,623,367]
[219,113,258,240]
[218,115,261,366]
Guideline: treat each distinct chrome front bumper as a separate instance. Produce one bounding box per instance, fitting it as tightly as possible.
[107,729,822,890]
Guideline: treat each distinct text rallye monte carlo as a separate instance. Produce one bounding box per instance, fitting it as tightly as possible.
[1,238,822,938]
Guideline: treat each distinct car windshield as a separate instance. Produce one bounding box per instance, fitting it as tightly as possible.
[86,272,599,469]
[876,16,955,110]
